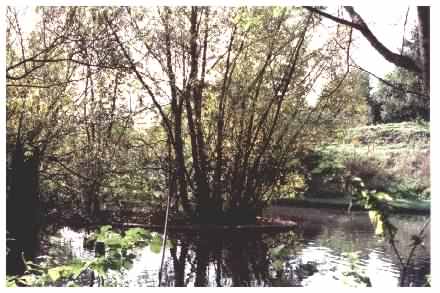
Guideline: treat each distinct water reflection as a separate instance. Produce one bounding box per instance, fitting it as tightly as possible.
[43,207,430,287]
[154,231,272,286]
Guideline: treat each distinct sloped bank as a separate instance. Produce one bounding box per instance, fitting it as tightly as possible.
[273,197,430,215]
[280,122,430,215]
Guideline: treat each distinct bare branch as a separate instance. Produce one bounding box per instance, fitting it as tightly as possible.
[401,7,410,55]
[104,11,175,146]
[304,6,422,75]
[351,62,429,99]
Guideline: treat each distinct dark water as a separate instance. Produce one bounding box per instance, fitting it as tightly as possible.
[42,206,430,287]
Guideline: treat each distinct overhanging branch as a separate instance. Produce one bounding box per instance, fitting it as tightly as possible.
[304,6,422,75]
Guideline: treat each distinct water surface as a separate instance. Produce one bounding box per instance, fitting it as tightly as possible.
[43,206,430,287]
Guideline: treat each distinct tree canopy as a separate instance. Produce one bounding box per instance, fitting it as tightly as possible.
[5,6,419,229]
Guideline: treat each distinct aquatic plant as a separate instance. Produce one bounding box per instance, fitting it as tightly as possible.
[6,226,163,287]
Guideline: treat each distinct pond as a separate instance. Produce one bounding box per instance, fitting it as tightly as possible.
[38,206,430,287]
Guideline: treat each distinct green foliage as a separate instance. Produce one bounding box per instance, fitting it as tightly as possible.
[7,226,159,287]
[348,176,397,238]
[310,149,345,176]
[7,6,423,227]
[84,226,160,282]
[347,174,430,286]
[94,225,151,250]
[372,69,428,123]
[322,69,370,128]
[269,244,289,271]
[272,173,306,199]
[369,28,429,123]
[307,122,430,201]
[6,259,85,287]
[148,233,164,254]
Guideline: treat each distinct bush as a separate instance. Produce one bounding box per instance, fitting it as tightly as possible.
[301,146,430,201]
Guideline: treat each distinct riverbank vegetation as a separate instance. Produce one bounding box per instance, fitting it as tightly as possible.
[294,121,430,202]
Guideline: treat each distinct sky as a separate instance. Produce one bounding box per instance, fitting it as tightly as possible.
[313,6,418,88]
[349,6,418,86]
[302,5,418,105]
[12,5,419,110]
[5,4,428,128]
[14,5,417,83]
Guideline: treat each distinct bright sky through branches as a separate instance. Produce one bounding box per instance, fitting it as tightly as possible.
[304,5,417,106]
[16,5,417,79]
[12,5,419,111]
[348,6,417,85]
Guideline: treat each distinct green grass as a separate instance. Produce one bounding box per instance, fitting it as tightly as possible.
[327,121,429,159]
[274,196,430,215]
[296,121,430,211]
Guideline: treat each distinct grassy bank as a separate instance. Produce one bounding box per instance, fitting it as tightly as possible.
[273,197,430,215]
[276,121,430,214]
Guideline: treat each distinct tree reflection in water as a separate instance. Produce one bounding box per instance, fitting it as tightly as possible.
[164,229,303,287]
[28,211,429,287]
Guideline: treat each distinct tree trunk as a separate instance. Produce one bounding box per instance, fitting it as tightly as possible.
[6,142,41,275]
[417,6,430,95]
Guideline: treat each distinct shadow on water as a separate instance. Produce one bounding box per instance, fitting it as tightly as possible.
[164,230,275,286]
[30,207,430,287]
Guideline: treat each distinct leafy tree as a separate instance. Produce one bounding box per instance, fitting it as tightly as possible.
[6,6,375,230]
[6,7,154,275]
[6,7,81,272]
[105,7,357,223]
[371,28,429,123]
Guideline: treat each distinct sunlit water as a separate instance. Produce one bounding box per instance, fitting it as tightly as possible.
[41,206,430,287]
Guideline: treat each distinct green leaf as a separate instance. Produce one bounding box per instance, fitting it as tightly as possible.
[6,276,18,287]
[47,267,62,282]
[149,234,163,254]
[125,227,149,238]
[99,225,113,235]
[68,262,87,279]
[90,261,107,277]
[272,259,284,271]
[375,192,393,202]
[18,274,37,286]
[270,244,286,256]
[105,237,123,249]
[107,258,122,271]
[368,210,384,236]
